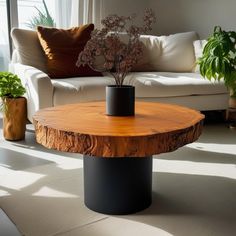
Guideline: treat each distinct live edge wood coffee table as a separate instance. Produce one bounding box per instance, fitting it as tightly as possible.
[33,101,204,215]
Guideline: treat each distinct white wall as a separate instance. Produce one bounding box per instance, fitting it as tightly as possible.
[103,0,236,39]
[103,0,150,25]
[149,0,236,39]
[103,0,148,16]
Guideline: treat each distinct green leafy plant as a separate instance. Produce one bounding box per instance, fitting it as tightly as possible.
[25,0,55,29]
[198,26,236,98]
[0,72,26,111]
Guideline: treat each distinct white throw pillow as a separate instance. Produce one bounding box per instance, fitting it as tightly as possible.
[116,33,161,72]
[11,28,47,72]
[132,35,161,71]
[193,39,207,73]
[153,31,199,72]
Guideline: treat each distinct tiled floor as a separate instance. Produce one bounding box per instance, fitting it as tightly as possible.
[0,113,236,236]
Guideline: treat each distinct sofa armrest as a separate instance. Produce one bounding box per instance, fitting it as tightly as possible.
[11,63,53,122]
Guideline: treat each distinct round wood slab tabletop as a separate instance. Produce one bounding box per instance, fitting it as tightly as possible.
[33,101,204,157]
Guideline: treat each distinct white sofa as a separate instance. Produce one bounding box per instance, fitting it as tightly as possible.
[10,28,229,122]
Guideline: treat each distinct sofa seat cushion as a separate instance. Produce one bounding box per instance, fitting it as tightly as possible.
[52,76,113,106]
[124,72,227,98]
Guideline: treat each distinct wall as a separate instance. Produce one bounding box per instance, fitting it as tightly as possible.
[103,0,147,16]
[103,0,236,39]
[149,0,236,39]
[103,0,150,25]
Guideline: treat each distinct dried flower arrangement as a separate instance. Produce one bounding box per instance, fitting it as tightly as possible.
[76,9,156,86]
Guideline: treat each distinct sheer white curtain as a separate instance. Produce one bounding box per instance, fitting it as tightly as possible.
[70,0,104,28]
[55,0,72,28]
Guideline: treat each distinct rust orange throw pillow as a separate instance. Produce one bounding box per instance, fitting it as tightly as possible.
[37,24,101,78]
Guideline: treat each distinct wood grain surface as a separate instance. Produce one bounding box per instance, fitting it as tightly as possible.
[33,102,204,157]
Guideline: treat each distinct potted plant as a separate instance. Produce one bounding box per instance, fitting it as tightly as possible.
[26,0,55,29]
[198,26,236,109]
[0,72,27,140]
[77,9,156,116]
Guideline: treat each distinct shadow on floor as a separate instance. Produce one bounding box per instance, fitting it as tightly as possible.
[119,171,236,236]
[157,145,236,164]
[1,163,236,236]
[0,147,53,170]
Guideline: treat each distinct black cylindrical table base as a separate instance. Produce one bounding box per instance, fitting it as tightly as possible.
[83,155,153,215]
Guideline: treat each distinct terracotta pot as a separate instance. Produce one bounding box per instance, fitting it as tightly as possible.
[3,97,27,141]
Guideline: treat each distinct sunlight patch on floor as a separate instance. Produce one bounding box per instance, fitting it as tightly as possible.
[32,186,79,198]
[69,217,174,236]
[153,159,236,180]
[0,189,11,197]
[0,163,11,168]
[57,161,83,170]
[187,142,236,155]
[0,140,83,169]
[0,169,45,190]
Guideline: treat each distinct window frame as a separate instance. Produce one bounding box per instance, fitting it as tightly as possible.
[6,0,18,55]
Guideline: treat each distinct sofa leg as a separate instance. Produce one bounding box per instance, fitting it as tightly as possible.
[226,108,236,129]
[202,110,226,124]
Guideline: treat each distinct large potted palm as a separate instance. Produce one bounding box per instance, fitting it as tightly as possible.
[198,26,236,109]
[0,72,27,140]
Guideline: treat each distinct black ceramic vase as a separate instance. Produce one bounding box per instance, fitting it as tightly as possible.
[106,85,135,116]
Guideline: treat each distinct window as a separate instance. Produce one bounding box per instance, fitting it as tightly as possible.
[0,0,72,71]
[17,0,56,30]
[0,0,10,71]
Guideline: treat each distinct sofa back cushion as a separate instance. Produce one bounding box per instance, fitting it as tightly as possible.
[11,28,47,72]
[193,39,207,72]
[114,33,161,72]
[132,35,161,71]
[155,31,199,72]
[132,31,199,72]
[37,24,101,78]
